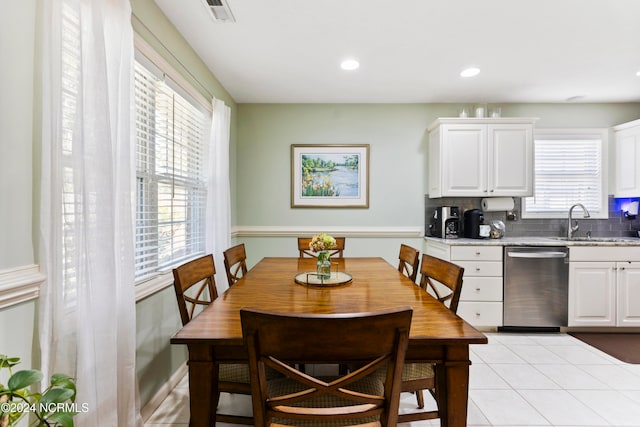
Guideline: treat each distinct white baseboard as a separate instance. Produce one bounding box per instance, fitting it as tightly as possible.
[140,362,188,422]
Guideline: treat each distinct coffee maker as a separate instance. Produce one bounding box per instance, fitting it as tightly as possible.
[430,206,460,238]
[463,208,485,239]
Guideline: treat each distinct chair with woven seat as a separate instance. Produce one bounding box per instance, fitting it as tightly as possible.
[298,237,346,258]
[241,307,412,427]
[397,244,420,283]
[398,254,465,423]
[172,254,253,425]
[223,243,248,287]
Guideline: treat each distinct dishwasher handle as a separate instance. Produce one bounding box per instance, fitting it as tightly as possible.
[506,251,568,259]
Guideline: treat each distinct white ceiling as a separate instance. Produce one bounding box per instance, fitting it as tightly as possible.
[154,0,640,104]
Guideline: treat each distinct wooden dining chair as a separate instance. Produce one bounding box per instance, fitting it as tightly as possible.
[297,237,346,258]
[223,243,248,287]
[172,254,253,425]
[397,244,420,283]
[419,254,465,313]
[241,307,412,427]
[398,254,465,423]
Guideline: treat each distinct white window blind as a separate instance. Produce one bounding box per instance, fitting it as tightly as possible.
[134,59,209,281]
[523,130,608,219]
[61,1,80,307]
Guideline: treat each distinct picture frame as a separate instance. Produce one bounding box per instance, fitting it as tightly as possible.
[291,144,369,208]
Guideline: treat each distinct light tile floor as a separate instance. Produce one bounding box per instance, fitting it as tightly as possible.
[144,332,640,426]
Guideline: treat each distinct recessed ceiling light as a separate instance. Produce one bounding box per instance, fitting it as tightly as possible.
[340,59,360,71]
[636,70,640,77]
[460,67,480,78]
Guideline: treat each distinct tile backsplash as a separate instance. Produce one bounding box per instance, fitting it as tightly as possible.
[425,195,640,238]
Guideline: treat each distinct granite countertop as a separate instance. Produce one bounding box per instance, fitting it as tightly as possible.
[424,236,640,246]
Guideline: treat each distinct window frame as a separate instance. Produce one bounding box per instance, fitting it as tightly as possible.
[134,34,211,112]
[133,35,212,288]
[522,128,609,219]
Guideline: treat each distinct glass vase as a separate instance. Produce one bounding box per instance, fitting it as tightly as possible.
[316,251,331,280]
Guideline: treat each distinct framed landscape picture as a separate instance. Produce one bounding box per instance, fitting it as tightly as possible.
[291,144,369,208]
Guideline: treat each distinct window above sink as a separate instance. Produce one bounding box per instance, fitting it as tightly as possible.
[522,129,609,219]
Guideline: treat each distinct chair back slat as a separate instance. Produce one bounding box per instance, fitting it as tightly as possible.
[223,243,248,286]
[397,244,420,283]
[419,254,464,313]
[172,254,218,326]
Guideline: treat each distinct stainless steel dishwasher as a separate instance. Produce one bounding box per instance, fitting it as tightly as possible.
[502,246,569,331]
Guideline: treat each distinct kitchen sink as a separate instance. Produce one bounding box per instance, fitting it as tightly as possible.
[550,236,639,242]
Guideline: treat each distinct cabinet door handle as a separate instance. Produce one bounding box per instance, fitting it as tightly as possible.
[475,288,481,291]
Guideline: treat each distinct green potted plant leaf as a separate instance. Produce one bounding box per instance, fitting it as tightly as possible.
[0,355,78,427]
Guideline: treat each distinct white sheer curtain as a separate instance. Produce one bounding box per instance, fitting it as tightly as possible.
[206,98,232,291]
[39,0,142,425]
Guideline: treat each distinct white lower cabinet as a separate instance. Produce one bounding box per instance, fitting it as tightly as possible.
[425,242,640,329]
[426,241,503,327]
[569,247,640,327]
[617,263,640,326]
[569,262,616,326]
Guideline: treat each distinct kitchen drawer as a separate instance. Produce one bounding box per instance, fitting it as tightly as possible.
[460,277,503,301]
[451,245,502,261]
[570,246,640,262]
[458,302,503,327]
[457,261,503,277]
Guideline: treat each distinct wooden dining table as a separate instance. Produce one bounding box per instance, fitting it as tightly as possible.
[171,257,488,427]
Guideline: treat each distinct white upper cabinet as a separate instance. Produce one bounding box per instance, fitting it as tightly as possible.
[614,119,640,197]
[430,122,488,196]
[428,118,535,198]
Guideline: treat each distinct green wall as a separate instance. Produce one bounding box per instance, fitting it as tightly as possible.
[237,102,640,230]
[0,0,37,377]
[237,104,433,228]
[135,286,186,406]
[235,103,640,266]
[0,2,36,269]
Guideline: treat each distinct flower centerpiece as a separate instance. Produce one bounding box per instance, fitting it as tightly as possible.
[309,233,336,280]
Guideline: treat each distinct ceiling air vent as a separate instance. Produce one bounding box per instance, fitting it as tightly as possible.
[203,0,236,23]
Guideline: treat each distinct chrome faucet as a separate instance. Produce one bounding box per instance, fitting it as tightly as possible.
[568,203,590,239]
